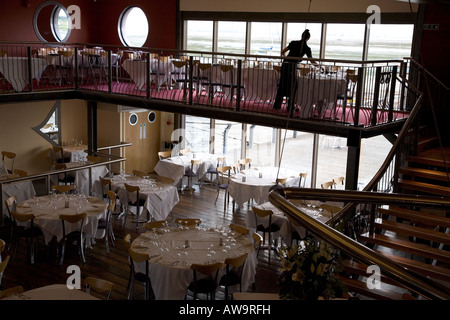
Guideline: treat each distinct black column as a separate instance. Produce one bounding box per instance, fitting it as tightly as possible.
[345,129,361,191]
[87,100,98,154]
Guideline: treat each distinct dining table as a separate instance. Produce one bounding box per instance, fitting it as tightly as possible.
[227,167,300,208]
[130,224,257,300]
[15,193,107,244]
[154,152,219,187]
[0,56,48,92]
[102,173,180,221]
[0,284,99,300]
[122,57,174,90]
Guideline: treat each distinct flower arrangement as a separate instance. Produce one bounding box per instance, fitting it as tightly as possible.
[277,237,347,300]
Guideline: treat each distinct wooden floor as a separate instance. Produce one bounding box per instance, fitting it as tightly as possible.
[0,183,282,300]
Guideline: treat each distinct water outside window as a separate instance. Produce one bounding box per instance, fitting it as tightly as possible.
[286,23,322,60]
[249,22,282,57]
[119,7,149,47]
[186,21,213,52]
[367,24,414,60]
[53,7,69,41]
[324,23,366,60]
[217,21,246,56]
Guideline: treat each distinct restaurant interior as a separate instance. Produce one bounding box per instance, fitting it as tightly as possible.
[0,0,449,306]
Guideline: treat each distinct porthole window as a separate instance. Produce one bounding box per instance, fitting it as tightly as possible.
[52,6,70,42]
[129,113,138,126]
[118,7,149,47]
[148,111,156,123]
[33,1,71,42]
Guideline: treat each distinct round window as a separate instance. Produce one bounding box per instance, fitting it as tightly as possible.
[129,113,138,126]
[33,1,71,43]
[148,111,156,123]
[118,7,149,47]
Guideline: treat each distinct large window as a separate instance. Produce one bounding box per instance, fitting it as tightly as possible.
[213,120,242,165]
[118,7,149,47]
[246,125,277,167]
[249,22,282,57]
[217,21,247,56]
[186,20,214,52]
[286,23,322,59]
[52,6,70,42]
[367,24,414,60]
[324,23,366,60]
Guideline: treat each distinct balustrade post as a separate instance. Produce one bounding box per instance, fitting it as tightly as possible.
[27,47,33,92]
[371,67,382,126]
[189,56,194,105]
[146,53,151,99]
[236,60,242,111]
[388,66,397,122]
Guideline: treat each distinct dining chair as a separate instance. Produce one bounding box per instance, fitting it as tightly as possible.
[195,63,216,104]
[214,166,232,212]
[154,175,175,185]
[84,276,114,300]
[229,223,249,235]
[204,156,226,188]
[238,158,251,171]
[158,150,172,160]
[4,195,17,250]
[86,155,101,163]
[219,252,248,300]
[299,172,308,188]
[0,256,10,290]
[99,176,112,200]
[0,285,23,299]
[13,169,27,177]
[252,206,280,263]
[52,145,69,164]
[143,220,168,231]
[333,176,345,189]
[171,59,189,100]
[51,184,76,194]
[53,163,76,185]
[320,204,341,218]
[97,201,115,253]
[10,211,44,264]
[174,218,201,229]
[127,247,153,300]
[183,159,202,195]
[59,212,87,265]
[187,262,223,300]
[321,181,334,189]
[0,238,5,255]
[132,169,148,178]
[276,178,287,186]
[123,183,148,230]
[1,151,16,173]
[218,64,244,107]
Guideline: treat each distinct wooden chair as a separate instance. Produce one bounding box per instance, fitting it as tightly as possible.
[97,201,115,253]
[99,176,112,199]
[10,211,44,264]
[183,159,202,195]
[53,163,75,185]
[13,169,27,177]
[204,156,226,188]
[154,175,175,185]
[132,169,148,178]
[252,206,280,262]
[1,151,16,173]
[51,184,76,194]
[124,183,148,230]
[4,195,17,250]
[174,218,201,229]
[59,212,87,265]
[219,252,248,300]
[0,256,10,289]
[320,204,341,217]
[276,178,287,186]
[299,172,308,187]
[187,262,223,300]
[238,158,251,171]
[158,150,172,160]
[229,223,249,235]
[52,145,69,163]
[171,59,189,100]
[333,176,345,189]
[86,155,101,163]
[0,238,5,254]
[179,148,191,155]
[214,166,232,212]
[84,276,114,300]
[143,220,168,231]
[127,247,153,300]
[0,285,23,299]
[321,181,334,189]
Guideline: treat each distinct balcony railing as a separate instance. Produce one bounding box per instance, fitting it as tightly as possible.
[0,42,418,128]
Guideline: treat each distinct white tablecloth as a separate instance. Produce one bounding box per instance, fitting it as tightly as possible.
[49,144,87,163]
[16,194,106,244]
[131,226,257,299]
[154,152,219,186]
[109,174,179,221]
[228,167,299,208]
[1,284,98,300]
[122,58,174,90]
[242,67,279,102]
[2,179,36,218]
[0,57,48,92]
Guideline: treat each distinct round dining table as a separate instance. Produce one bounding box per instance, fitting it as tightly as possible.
[16,193,107,244]
[131,225,257,300]
[228,166,300,208]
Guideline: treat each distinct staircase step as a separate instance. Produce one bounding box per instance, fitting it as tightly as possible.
[398,179,450,197]
[337,276,408,300]
[407,147,450,168]
[359,232,450,264]
[377,251,450,283]
[379,206,450,229]
[399,166,450,183]
[417,136,439,152]
[374,219,450,245]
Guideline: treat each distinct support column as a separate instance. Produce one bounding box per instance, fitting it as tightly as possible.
[87,100,98,154]
[345,129,361,191]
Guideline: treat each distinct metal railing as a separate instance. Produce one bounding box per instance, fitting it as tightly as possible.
[0,42,418,128]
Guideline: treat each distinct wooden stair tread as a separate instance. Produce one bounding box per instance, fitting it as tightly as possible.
[377,251,450,283]
[398,179,450,197]
[359,232,450,264]
[374,219,450,245]
[379,206,450,228]
[407,147,450,168]
[338,276,407,300]
[399,166,450,182]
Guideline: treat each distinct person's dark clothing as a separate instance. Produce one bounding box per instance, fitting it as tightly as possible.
[273,40,312,111]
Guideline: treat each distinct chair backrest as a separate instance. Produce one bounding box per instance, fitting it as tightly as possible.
[99,177,112,195]
[51,184,76,194]
[128,247,150,264]
[229,223,249,235]
[0,285,23,299]
[238,158,250,170]
[13,169,27,177]
[224,252,248,268]
[1,151,16,172]
[216,156,226,167]
[320,204,341,216]
[84,277,114,300]
[216,166,231,183]
[252,206,274,228]
[321,181,334,189]
[132,170,147,177]
[5,195,17,219]
[10,211,36,223]
[123,233,132,250]
[174,218,201,228]
[252,232,263,249]
[158,150,172,160]
[60,212,87,236]
[86,155,101,163]
[52,146,65,162]
[190,262,223,276]
[179,148,191,155]
[106,190,117,206]
[155,175,175,185]
[0,238,5,253]
[333,176,345,186]
[143,220,168,231]
[0,255,10,274]
[299,172,308,187]
[276,178,287,186]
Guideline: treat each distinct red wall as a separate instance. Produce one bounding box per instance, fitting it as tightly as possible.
[0,0,176,50]
[420,3,450,87]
